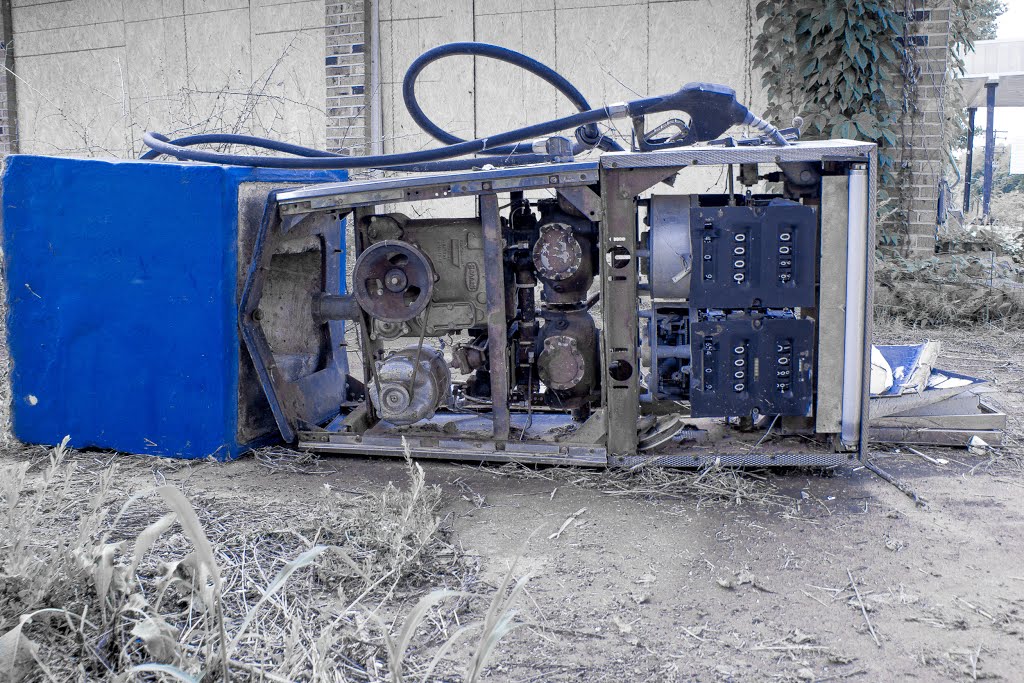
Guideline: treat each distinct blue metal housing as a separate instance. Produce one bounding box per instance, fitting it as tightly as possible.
[2,155,346,459]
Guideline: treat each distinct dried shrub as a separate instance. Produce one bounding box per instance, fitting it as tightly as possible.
[875,256,1024,328]
[0,441,524,682]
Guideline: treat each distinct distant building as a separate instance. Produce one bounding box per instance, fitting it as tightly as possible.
[959,38,1024,216]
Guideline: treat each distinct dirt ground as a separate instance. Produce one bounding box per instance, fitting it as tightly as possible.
[4,321,1024,682]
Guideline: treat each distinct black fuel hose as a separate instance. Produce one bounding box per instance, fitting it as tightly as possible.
[138,132,556,172]
[141,104,618,169]
[141,42,786,169]
[401,42,622,155]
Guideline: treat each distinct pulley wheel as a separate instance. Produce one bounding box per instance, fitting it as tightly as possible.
[353,240,434,322]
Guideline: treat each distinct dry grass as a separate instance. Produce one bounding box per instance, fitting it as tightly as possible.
[963,432,1024,475]
[253,446,338,475]
[0,440,530,682]
[492,460,795,512]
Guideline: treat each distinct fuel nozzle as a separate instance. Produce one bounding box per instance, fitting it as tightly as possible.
[627,82,788,151]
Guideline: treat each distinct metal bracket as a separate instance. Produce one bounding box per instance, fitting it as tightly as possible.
[480,193,510,441]
[558,185,603,221]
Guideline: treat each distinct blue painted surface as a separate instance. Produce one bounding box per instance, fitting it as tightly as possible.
[874,344,929,397]
[2,155,345,459]
[875,344,986,396]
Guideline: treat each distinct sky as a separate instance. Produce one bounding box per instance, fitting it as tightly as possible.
[990,2,1024,140]
[999,0,1024,39]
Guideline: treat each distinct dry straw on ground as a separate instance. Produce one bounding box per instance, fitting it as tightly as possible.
[0,440,529,682]
[494,459,795,512]
[874,256,1024,328]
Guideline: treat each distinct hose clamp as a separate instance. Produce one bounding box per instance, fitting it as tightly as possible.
[531,136,574,161]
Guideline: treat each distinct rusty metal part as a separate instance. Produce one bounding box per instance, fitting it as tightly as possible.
[638,415,687,452]
[367,346,450,425]
[451,337,488,374]
[557,186,603,221]
[538,335,586,390]
[353,240,434,322]
[311,293,361,322]
[536,308,598,410]
[532,209,595,306]
[601,167,674,460]
[361,214,489,335]
[481,193,510,440]
[533,222,582,281]
[371,319,410,340]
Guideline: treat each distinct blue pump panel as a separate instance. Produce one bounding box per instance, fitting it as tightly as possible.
[2,155,346,459]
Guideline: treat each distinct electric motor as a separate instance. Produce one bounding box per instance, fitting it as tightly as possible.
[368,346,450,425]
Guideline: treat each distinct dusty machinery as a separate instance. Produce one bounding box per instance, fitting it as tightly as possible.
[143,43,877,467]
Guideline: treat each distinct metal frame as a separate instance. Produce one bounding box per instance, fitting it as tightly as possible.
[239,191,350,443]
[276,162,601,215]
[243,140,877,467]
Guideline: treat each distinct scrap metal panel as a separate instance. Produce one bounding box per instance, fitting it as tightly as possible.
[815,174,850,434]
[2,155,346,458]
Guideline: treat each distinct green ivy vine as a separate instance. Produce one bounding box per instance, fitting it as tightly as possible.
[753,1,906,180]
[752,0,986,254]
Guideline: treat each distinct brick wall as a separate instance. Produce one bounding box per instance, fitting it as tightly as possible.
[0,0,957,233]
[895,1,956,256]
[325,0,367,155]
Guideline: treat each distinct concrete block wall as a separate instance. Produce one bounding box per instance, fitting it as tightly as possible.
[0,1,13,155]
[0,0,956,251]
[896,1,955,255]
[5,0,328,157]
[375,0,764,151]
[325,0,366,153]
[375,0,762,212]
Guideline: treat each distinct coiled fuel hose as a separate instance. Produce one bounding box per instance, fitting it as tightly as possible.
[141,42,787,170]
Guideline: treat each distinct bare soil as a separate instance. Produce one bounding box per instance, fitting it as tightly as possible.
[5,322,1024,682]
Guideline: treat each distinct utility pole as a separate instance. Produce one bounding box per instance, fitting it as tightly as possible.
[982,80,998,219]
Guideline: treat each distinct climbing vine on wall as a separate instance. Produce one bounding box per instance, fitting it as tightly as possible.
[752,1,906,185]
[752,0,987,253]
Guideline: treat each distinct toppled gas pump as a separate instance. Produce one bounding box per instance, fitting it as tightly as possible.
[133,43,999,466]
